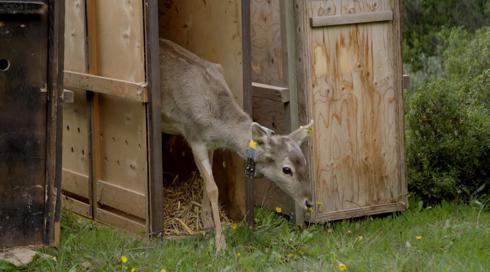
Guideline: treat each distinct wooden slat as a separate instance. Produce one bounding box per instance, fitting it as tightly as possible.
[311,202,406,222]
[252,82,289,103]
[311,10,393,28]
[96,179,147,219]
[64,71,148,102]
[62,168,89,198]
[62,195,90,217]
[96,209,146,233]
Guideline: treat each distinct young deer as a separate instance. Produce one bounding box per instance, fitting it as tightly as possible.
[160,39,313,251]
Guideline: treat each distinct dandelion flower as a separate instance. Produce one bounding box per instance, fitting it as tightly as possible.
[231,223,238,231]
[416,235,423,240]
[160,269,167,272]
[120,255,128,264]
[275,207,282,213]
[236,252,241,257]
[307,207,314,213]
[338,262,347,271]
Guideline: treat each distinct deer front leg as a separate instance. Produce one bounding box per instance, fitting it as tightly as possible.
[200,150,214,230]
[190,144,227,252]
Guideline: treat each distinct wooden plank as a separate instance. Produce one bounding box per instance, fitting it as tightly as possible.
[302,0,406,220]
[311,202,406,222]
[252,82,289,103]
[96,209,146,233]
[62,0,90,211]
[159,0,247,221]
[144,0,164,236]
[95,0,149,229]
[251,0,286,86]
[62,169,89,198]
[64,71,148,102]
[62,195,90,217]
[252,85,290,134]
[392,0,408,207]
[86,0,100,220]
[96,180,147,219]
[45,0,65,246]
[311,10,393,28]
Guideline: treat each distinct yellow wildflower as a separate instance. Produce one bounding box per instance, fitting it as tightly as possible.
[307,207,314,213]
[275,207,282,213]
[231,223,238,231]
[160,269,167,272]
[236,252,241,257]
[338,262,347,271]
[416,235,423,240]
[316,201,323,206]
[120,255,128,264]
[130,268,136,272]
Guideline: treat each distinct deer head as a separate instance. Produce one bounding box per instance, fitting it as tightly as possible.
[252,120,314,210]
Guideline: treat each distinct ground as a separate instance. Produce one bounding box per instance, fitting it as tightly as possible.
[1,201,489,271]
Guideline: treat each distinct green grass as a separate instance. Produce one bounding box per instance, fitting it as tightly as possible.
[2,201,489,272]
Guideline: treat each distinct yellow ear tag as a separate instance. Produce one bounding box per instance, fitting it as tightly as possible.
[248,140,257,150]
[306,126,313,136]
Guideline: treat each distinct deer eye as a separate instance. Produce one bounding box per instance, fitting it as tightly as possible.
[282,166,293,176]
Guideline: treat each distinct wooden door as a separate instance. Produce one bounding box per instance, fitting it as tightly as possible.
[296,0,407,221]
[0,0,63,246]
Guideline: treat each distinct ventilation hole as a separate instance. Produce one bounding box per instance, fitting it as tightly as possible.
[66,125,70,131]
[81,149,85,156]
[70,147,74,153]
[112,137,116,142]
[125,139,128,145]
[138,144,142,150]
[116,160,120,166]
[104,156,108,161]
[0,58,10,71]
[77,127,81,133]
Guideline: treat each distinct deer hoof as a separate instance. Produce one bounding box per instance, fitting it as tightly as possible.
[215,234,227,252]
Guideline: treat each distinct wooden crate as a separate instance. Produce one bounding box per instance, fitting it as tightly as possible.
[251,0,407,222]
[0,0,64,247]
[62,0,252,233]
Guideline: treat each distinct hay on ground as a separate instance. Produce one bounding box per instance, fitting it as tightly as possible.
[163,172,230,236]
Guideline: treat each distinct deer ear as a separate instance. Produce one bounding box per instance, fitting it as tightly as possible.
[289,120,314,146]
[251,122,275,140]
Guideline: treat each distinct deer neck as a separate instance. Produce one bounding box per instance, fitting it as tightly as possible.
[223,118,254,160]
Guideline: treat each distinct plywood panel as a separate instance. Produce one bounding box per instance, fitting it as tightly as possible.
[159,0,243,105]
[303,0,405,220]
[62,0,90,211]
[94,0,148,220]
[251,0,285,85]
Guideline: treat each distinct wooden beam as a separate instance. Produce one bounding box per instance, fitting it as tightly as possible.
[64,71,148,102]
[252,82,289,103]
[86,0,99,220]
[310,10,393,28]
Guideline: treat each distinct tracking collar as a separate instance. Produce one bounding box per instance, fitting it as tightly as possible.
[245,139,256,178]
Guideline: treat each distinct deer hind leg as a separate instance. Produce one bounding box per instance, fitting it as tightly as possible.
[190,143,226,252]
[200,150,214,229]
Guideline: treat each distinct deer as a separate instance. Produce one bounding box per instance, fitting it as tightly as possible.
[159,39,313,252]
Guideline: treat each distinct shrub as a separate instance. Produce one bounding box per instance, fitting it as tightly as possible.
[405,27,490,204]
[401,0,490,70]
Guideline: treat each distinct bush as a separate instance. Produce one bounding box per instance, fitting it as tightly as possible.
[406,28,490,204]
[401,0,490,70]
